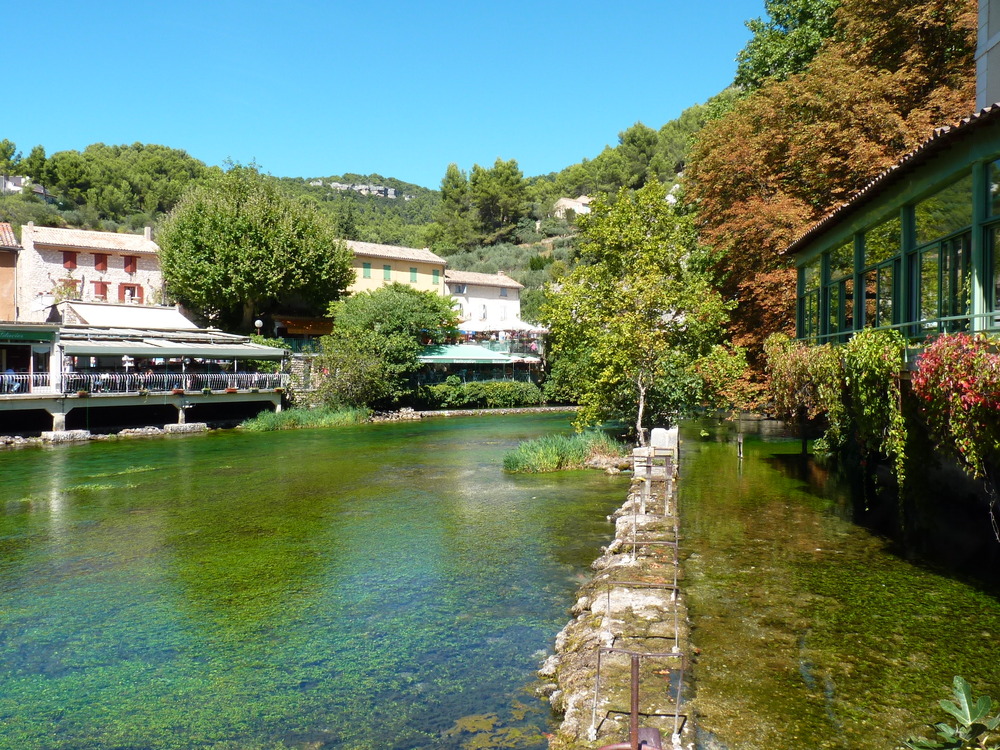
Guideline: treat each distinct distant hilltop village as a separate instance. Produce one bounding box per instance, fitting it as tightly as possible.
[306,180,415,201]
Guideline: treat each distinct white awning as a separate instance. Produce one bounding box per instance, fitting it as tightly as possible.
[61,340,287,359]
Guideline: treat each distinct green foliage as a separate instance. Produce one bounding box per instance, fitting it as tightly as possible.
[0,139,21,173]
[45,142,210,224]
[842,328,907,484]
[239,406,370,431]
[158,165,354,330]
[901,676,1000,750]
[735,0,840,90]
[418,380,544,410]
[542,180,730,442]
[696,343,760,412]
[502,431,627,473]
[764,333,847,446]
[315,284,459,409]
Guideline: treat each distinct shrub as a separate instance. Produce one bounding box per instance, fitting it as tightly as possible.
[503,431,627,473]
[239,406,370,431]
[418,380,544,409]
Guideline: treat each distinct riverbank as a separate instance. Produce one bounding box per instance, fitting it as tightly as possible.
[0,405,581,447]
[539,436,694,750]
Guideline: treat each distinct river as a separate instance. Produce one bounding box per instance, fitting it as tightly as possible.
[681,418,1000,750]
[0,414,626,750]
[1,414,997,750]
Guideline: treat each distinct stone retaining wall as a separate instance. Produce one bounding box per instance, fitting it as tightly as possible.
[539,437,693,750]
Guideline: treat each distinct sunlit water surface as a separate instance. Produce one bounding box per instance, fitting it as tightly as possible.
[0,414,627,750]
[681,419,1000,750]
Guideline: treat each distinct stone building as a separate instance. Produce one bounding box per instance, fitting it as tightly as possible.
[17,223,163,322]
[345,240,447,296]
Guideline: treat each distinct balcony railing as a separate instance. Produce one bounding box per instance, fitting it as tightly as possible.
[0,372,51,394]
[58,372,290,395]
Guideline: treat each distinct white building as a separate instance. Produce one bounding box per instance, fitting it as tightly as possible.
[17,223,163,322]
[445,270,523,330]
[552,195,592,220]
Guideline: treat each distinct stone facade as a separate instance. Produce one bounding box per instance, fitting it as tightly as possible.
[17,223,163,322]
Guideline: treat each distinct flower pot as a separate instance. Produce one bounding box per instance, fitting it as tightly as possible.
[76,390,89,397]
[225,387,238,394]
[202,388,212,395]
[171,388,184,395]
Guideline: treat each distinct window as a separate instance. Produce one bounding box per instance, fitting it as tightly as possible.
[93,253,108,272]
[915,174,973,245]
[452,284,467,294]
[500,287,508,297]
[824,241,854,341]
[432,269,440,285]
[123,255,138,274]
[861,216,901,329]
[798,258,821,342]
[383,264,392,281]
[119,284,143,304]
[362,262,372,279]
[91,281,109,301]
[410,267,418,283]
[63,251,78,270]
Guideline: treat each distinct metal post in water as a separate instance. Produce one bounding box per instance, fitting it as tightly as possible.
[630,653,640,750]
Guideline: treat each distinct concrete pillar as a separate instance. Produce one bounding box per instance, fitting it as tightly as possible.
[51,411,66,431]
[274,399,283,413]
[177,405,186,424]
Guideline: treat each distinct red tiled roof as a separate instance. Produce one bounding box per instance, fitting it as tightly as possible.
[24,225,159,254]
[345,239,446,265]
[784,104,1000,256]
[445,269,524,289]
[0,222,18,249]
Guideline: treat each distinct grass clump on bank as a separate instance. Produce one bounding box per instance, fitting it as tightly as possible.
[503,431,628,473]
[240,407,371,432]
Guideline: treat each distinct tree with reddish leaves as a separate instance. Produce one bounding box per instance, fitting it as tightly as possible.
[685,0,976,368]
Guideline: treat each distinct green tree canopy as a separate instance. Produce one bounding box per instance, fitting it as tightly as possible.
[542,180,731,443]
[426,163,478,253]
[315,283,459,408]
[469,158,528,242]
[734,0,840,91]
[158,165,354,331]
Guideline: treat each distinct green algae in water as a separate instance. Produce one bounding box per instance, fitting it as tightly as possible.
[0,414,626,750]
[681,419,1000,750]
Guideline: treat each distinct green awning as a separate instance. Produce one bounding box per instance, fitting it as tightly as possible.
[419,344,516,365]
[0,328,56,342]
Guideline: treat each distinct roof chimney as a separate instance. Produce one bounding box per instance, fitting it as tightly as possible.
[144,226,152,240]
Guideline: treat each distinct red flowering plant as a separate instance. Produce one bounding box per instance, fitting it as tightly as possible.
[911,333,1000,480]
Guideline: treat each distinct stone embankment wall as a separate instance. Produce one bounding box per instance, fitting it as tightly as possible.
[539,434,694,750]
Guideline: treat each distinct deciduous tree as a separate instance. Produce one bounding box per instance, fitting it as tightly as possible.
[315,283,458,408]
[542,181,730,443]
[158,165,354,330]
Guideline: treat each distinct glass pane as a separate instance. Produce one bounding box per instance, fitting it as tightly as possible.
[828,286,840,334]
[864,216,902,266]
[990,160,1000,218]
[843,278,854,332]
[865,270,877,326]
[803,258,821,293]
[920,247,940,330]
[992,227,1000,318]
[877,264,894,327]
[828,241,854,282]
[915,174,973,245]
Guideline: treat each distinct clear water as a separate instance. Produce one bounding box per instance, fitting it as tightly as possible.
[681,418,1000,750]
[0,414,627,750]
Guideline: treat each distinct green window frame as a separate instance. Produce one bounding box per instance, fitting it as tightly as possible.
[861,215,902,330]
[383,264,392,281]
[410,267,418,283]
[798,258,821,342]
[362,262,371,279]
[432,269,440,285]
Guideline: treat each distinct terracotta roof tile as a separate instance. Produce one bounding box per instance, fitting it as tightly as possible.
[345,239,446,265]
[24,225,159,255]
[0,222,18,248]
[445,269,524,289]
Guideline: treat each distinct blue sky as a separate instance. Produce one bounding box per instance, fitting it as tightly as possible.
[10,1,764,189]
